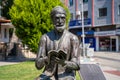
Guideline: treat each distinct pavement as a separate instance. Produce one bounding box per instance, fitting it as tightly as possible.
[0,51,120,80]
[94,51,120,80]
[0,56,26,66]
[0,61,19,66]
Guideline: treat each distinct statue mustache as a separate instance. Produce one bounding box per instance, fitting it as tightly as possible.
[56,23,64,26]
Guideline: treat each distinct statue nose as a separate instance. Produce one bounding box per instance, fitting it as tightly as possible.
[59,18,62,22]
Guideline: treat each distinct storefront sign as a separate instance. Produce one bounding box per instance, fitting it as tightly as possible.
[94,31,116,36]
[116,29,120,35]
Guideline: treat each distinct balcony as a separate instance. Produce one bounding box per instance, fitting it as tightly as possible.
[69,18,91,29]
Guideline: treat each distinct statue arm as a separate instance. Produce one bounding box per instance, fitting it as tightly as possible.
[35,35,48,70]
[64,36,80,70]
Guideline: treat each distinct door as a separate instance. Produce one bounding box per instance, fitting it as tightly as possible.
[111,39,116,51]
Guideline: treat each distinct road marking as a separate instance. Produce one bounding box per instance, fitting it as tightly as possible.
[104,70,120,76]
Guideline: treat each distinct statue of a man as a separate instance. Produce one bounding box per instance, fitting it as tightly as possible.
[35,6,80,80]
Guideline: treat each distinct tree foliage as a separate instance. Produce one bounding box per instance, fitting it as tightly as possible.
[9,0,70,52]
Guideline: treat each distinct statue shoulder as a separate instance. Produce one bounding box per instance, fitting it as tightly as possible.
[66,31,79,44]
[40,34,47,41]
[67,30,79,40]
[40,30,54,41]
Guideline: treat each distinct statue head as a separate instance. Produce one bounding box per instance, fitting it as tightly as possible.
[51,6,66,32]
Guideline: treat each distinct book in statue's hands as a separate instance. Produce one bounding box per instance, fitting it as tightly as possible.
[48,49,67,64]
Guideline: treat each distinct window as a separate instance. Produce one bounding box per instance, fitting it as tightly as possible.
[9,28,14,38]
[4,28,7,38]
[69,0,73,6]
[99,8,107,17]
[84,11,88,19]
[83,0,88,3]
[118,5,120,15]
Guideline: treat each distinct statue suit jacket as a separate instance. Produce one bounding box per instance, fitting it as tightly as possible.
[35,30,80,78]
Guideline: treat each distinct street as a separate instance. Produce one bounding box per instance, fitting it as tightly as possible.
[94,51,120,70]
[94,51,120,80]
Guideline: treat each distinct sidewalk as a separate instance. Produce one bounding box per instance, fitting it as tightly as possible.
[0,57,24,66]
[0,55,34,66]
[0,61,19,66]
[94,51,120,80]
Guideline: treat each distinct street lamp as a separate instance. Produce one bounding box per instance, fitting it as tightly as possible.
[80,0,86,59]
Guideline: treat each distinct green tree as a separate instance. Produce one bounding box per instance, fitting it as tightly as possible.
[9,0,70,52]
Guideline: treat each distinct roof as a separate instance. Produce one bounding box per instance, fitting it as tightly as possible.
[0,17,13,28]
[0,17,11,23]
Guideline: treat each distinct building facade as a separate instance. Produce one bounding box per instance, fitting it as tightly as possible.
[65,0,120,52]
[0,1,15,60]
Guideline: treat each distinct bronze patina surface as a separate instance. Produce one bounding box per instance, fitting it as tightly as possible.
[35,6,80,80]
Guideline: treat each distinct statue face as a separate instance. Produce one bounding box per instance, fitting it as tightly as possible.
[53,13,66,32]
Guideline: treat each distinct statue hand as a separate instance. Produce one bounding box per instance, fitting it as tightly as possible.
[44,56,49,64]
[54,57,66,66]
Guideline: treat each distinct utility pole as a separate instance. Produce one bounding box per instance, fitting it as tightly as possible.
[81,0,86,58]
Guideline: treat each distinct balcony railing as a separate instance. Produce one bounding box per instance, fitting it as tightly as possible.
[69,18,91,28]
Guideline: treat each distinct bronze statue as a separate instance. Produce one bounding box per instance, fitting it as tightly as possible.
[35,6,80,80]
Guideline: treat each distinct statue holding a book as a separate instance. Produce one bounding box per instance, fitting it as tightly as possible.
[35,6,80,80]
